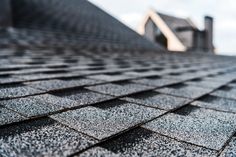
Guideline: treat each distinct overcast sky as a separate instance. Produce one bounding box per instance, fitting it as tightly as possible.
[89,0,236,55]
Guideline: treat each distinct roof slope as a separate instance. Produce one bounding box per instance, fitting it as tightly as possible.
[8,0,162,51]
[0,1,236,157]
[0,47,236,157]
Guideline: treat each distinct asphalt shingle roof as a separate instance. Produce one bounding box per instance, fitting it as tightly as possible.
[0,0,236,157]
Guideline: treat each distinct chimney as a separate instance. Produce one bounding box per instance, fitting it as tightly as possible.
[0,0,12,27]
[204,16,214,52]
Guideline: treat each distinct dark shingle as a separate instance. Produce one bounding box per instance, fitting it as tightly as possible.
[192,95,236,113]
[86,82,153,97]
[211,86,236,100]
[156,84,212,99]
[0,118,97,157]
[0,107,26,126]
[50,89,114,108]
[76,147,119,157]
[51,101,164,140]
[25,78,102,91]
[0,96,63,118]
[220,137,236,157]
[143,107,236,150]
[0,85,43,99]
[185,78,226,89]
[96,127,218,157]
[131,77,181,87]
[123,91,191,110]
[87,73,135,82]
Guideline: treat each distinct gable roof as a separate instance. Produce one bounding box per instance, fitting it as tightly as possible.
[157,12,197,47]
[139,9,204,51]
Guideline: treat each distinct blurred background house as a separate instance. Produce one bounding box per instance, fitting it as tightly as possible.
[138,9,214,53]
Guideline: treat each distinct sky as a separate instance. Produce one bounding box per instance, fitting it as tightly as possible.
[89,0,236,55]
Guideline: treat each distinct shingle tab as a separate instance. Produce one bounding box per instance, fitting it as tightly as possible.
[51,101,164,140]
[87,73,135,82]
[0,107,26,126]
[156,84,212,99]
[123,91,191,111]
[123,70,160,77]
[0,118,97,157]
[220,137,236,157]
[211,86,236,100]
[131,77,181,87]
[25,78,102,91]
[143,107,236,150]
[0,96,63,118]
[86,82,153,97]
[0,76,24,85]
[0,85,43,99]
[51,89,114,107]
[192,95,236,113]
[185,78,226,89]
[95,127,217,157]
[77,147,119,157]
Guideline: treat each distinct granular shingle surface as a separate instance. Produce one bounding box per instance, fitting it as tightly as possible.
[123,91,191,110]
[220,136,236,157]
[51,88,114,107]
[131,77,181,87]
[77,147,119,157]
[156,84,213,99]
[143,106,236,150]
[192,95,236,113]
[25,78,102,92]
[0,0,236,156]
[51,101,164,140]
[0,118,97,157]
[0,96,63,118]
[86,82,153,97]
[96,127,218,157]
[0,85,43,99]
[0,107,26,126]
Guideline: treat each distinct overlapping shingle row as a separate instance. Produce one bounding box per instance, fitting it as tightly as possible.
[0,48,236,156]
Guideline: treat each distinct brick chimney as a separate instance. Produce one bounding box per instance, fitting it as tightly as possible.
[204,16,214,52]
[0,0,12,27]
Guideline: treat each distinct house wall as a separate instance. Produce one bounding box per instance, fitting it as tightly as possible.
[0,0,12,27]
[144,18,155,42]
[141,11,187,51]
[192,30,206,51]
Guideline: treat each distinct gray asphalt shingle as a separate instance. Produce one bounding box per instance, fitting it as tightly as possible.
[143,106,236,150]
[0,118,97,157]
[131,77,181,87]
[25,78,102,91]
[220,136,236,157]
[97,127,218,157]
[0,96,63,118]
[86,82,153,97]
[123,91,191,111]
[0,107,26,126]
[51,88,114,107]
[156,84,212,99]
[0,0,236,156]
[51,101,164,140]
[193,95,236,113]
[0,85,43,99]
